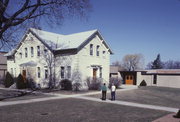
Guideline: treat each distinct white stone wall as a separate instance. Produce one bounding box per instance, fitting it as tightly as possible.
[76,34,110,84]
[136,72,153,86]
[136,71,180,88]
[157,75,180,88]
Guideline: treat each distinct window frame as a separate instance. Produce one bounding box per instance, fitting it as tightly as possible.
[99,67,102,78]
[37,67,41,78]
[37,46,40,56]
[67,66,71,79]
[90,44,93,56]
[45,69,48,79]
[96,45,100,56]
[61,66,65,79]
[25,47,28,57]
[31,47,34,57]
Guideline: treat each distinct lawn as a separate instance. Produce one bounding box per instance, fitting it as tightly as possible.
[87,86,180,108]
[0,98,169,122]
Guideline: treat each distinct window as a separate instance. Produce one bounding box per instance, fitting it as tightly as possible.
[37,67,41,78]
[25,48,28,57]
[102,51,106,58]
[67,66,71,78]
[126,76,129,80]
[14,68,16,77]
[31,47,34,57]
[11,68,13,76]
[61,66,65,78]
[130,76,133,80]
[90,44,93,55]
[96,45,100,56]
[37,46,40,56]
[99,67,102,78]
[19,53,22,58]
[44,48,47,55]
[45,69,48,79]
[153,75,157,84]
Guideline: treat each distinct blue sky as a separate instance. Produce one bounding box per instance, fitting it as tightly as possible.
[43,0,180,66]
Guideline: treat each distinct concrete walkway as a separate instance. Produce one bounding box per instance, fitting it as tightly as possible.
[76,96,179,113]
[0,88,179,113]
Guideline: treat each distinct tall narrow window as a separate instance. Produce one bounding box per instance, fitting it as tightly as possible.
[45,69,48,79]
[90,44,93,55]
[102,51,106,58]
[14,68,16,77]
[96,45,100,56]
[153,75,157,84]
[67,66,71,78]
[44,48,47,55]
[25,48,28,57]
[99,67,102,78]
[11,68,13,76]
[37,46,40,56]
[19,53,22,58]
[37,67,41,78]
[61,67,65,78]
[31,47,34,57]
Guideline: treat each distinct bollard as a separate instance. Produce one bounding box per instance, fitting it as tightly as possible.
[173,109,180,118]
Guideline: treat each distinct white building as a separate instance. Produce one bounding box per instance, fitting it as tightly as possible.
[5,28,113,88]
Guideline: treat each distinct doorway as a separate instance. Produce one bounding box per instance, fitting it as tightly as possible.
[125,75,134,85]
[22,70,26,81]
[93,68,97,79]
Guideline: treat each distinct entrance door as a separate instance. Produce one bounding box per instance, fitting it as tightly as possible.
[93,68,97,79]
[22,70,26,81]
[125,75,134,85]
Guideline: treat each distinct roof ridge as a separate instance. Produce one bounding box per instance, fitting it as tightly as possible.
[65,29,98,36]
[29,28,65,36]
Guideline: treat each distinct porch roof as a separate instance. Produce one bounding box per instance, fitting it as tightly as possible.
[19,61,37,67]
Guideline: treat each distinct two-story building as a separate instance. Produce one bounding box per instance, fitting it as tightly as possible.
[0,51,7,82]
[5,28,112,88]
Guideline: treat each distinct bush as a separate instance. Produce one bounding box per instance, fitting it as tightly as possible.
[72,82,82,91]
[16,74,27,89]
[109,77,121,89]
[72,71,82,91]
[140,80,147,86]
[3,72,14,88]
[86,77,102,90]
[26,78,36,90]
[60,79,72,90]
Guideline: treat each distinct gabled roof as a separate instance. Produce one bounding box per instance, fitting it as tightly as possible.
[5,28,113,56]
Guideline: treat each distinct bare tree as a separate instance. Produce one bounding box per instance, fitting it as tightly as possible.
[71,70,82,91]
[163,60,180,69]
[112,60,124,70]
[0,0,91,49]
[122,54,144,71]
[40,41,73,89]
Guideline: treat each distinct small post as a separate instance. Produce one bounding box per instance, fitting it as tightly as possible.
[173,109,180,118]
